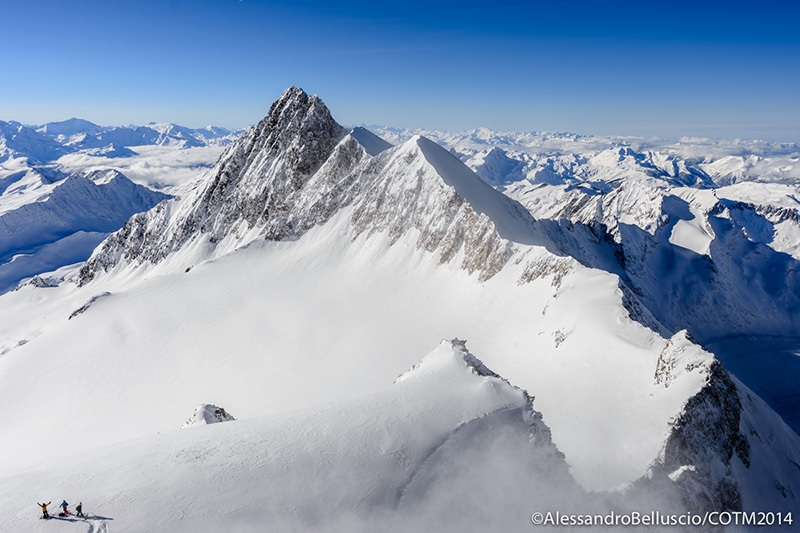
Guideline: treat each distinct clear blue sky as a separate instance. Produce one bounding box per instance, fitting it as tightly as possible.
[2,0,799,141]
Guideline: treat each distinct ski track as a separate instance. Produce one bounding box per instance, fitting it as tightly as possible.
[87,521,109,533]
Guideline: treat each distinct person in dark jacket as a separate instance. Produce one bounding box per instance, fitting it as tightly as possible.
[37,501,51,519]
[76,502,84,517]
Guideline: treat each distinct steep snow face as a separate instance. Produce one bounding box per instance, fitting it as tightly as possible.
[349,126,392,156]
[347,135,539,281]
[0,167,169,293]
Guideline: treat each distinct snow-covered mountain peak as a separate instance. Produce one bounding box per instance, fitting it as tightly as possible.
[410,135,538,245]
[78,90,539,284]
[37,118,103,137]
[349,126,392,156]
[254,85,347,172]
[0,120,66,163]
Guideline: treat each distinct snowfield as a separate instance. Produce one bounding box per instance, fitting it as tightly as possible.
[1,87,799,531]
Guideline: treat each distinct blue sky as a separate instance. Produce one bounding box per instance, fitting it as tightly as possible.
[2,0,798,141]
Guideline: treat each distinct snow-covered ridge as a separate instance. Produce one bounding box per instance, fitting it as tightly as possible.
[379,127,800,437]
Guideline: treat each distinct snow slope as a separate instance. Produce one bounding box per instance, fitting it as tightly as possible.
[0,341,581,532]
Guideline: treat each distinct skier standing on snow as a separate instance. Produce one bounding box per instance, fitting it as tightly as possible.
[76,502,84,517]
[37,501,50,519]
[59,500,69,516]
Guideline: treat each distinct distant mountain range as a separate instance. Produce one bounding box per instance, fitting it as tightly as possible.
[0,118,242,163]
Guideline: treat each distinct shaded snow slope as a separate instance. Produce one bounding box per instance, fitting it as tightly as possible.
[0,167,169,293]
[505,177,800,433]
[349,126,392,156]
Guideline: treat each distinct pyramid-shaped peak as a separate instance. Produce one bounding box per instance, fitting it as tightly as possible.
[265,86,336,131]
[243,86,346,175]
[271,85,312,112]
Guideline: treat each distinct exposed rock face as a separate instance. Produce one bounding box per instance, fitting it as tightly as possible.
[349,137,517,280]
[182,404,236,428]
[646,361,750,514]
[78,87,349,282]
[192,85,347,240]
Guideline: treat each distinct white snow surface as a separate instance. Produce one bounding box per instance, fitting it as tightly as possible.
[0,211,706,491]
[0,340,582,532]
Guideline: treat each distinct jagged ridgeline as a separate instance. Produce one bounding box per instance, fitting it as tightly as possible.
[78,86,531,283]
